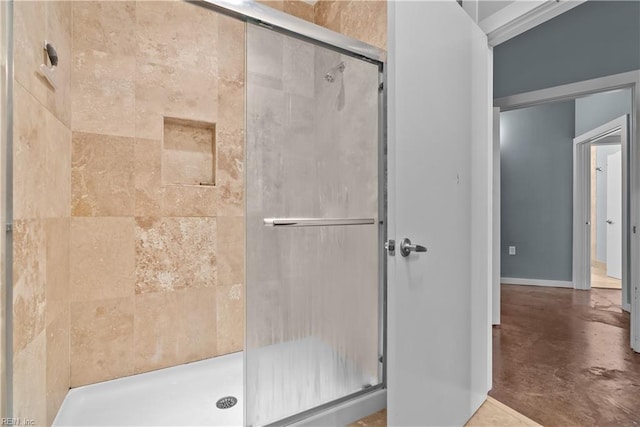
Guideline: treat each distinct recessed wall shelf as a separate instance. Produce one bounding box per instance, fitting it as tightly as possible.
[162,117,216,187]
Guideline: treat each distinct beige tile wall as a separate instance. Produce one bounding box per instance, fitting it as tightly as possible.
[69,1,245,386]
[12,1,72,425]
[314,1,387,50]
[257,0,387,51]
[67,0,386,388]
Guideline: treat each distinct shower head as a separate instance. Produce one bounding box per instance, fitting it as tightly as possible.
[324,61,346,83]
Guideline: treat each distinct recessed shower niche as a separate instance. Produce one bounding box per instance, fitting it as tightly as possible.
[162,117,216,186]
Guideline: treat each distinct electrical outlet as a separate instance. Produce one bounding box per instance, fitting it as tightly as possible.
[508,246,516,256]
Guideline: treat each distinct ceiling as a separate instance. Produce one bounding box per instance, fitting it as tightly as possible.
[477,1,516,22]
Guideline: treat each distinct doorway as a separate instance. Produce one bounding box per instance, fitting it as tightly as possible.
[493,83,640,426]
[494,74,640,351]
[590,141,622,290]
[574,115,630,311]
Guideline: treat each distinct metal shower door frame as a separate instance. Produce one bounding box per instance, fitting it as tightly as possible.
[0,0,13,418]
[190,1,388,425]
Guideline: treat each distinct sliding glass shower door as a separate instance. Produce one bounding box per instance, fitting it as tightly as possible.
[245,24,382,426]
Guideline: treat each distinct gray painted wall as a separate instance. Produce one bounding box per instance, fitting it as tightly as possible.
[575,89,632,136]
[500,101,575,281]
[595,144,622,263]
[494,1,640,98]
[574,89,630,264]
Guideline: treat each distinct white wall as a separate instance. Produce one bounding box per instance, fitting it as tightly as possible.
[595,144,622,263]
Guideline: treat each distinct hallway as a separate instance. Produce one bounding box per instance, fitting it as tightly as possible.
[491,285,640,426]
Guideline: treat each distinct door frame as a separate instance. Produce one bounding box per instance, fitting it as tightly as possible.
[573,117,629,311]
[494,69,640,351]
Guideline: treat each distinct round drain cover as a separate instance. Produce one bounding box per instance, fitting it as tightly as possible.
[216,396,238,409]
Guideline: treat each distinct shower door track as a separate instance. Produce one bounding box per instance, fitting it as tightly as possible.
[191,1,386,64]
[190,1,388,426]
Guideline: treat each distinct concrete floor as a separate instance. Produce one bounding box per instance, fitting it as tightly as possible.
[491,284,640,426]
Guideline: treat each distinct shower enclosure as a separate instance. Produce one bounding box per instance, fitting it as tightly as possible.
[244,21,383,426]
[2,0,386,425]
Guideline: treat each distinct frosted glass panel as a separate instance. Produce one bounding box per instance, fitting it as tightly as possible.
[245,25,381,426]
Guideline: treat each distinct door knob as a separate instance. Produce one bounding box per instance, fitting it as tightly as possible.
[400,238,427,257]
[606,220,614,225]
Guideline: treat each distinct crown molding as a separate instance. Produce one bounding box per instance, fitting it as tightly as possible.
[481,0,586,47]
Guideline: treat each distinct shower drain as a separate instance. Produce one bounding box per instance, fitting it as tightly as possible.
[216,396,238,409]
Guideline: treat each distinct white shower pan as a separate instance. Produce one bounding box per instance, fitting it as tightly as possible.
[53,352,243,427]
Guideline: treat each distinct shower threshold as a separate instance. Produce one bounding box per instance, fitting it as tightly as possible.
[53,352,243,426]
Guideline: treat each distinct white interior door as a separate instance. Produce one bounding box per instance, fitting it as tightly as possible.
[607,150,622,279]
[387,1,492,425]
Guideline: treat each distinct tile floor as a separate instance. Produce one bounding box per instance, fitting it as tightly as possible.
[591,263,621,289]
[350,397,539,427]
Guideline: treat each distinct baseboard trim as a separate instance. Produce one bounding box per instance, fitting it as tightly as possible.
[501,277,574,288]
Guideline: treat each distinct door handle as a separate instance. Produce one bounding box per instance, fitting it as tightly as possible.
[606,220,614,225]
[400,238,427,257]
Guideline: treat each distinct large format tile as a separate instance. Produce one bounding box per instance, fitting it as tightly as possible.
[216,128,243,190]
[214,181,244,218]
[134,138,163,217]
[217,15,245,83]
[46,312,70,426]
[14,331,47,425]
[13,220,46,354]
[133,291,181,373]
[341,1,386,50]
[284,1,314,22]
[466,397,541,427]
[314,1,343,33]
[135,1,218,71]
[349,398,541,427]
[73,1,136,56]
[135,217,217,294]
[13,84,71,221]
[313,1,386,50]
[216,283,244,355]
[178,287,218,363]
[70,217,135,302]
[217,217,244,287]
[135,61,218,141]
[71,49,136,137]
[70,297,135,387]
[217,78,244,143]
[160,184,218,218]
[71,132,135,217]
[44,218,70,327]
[134,0,219,141]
